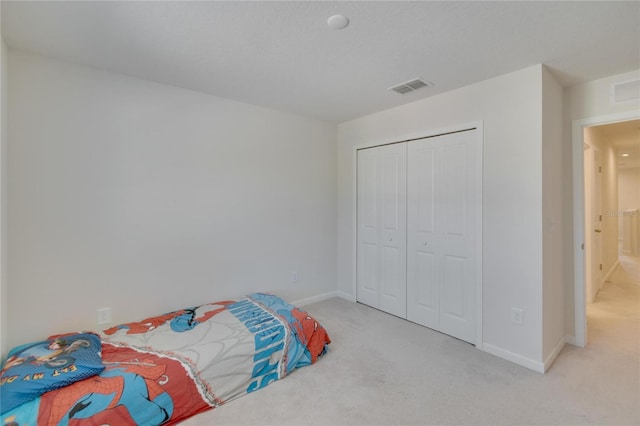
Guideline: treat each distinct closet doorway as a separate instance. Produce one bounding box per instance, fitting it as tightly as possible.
[356,127,482,344]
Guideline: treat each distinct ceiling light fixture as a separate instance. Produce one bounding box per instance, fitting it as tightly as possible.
[327,14,349,30]
[621,153,630,157]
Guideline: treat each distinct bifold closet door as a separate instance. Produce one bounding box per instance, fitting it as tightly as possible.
[356,143,407,318]
[407,130,479,344]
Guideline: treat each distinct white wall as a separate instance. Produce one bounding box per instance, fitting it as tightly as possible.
[619,167,640,213]
[7,51,337,349]
[563,69,640,338]
[338,65,547,369]
[565,70,640,120]
[541,67,565,366]
[0,25,8,358]
[619,167,640,253]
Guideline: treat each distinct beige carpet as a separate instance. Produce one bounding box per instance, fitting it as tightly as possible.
[182,257,640,425]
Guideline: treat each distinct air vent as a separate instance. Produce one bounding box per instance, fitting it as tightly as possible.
[611,79,640,105]
[389,78,432,95]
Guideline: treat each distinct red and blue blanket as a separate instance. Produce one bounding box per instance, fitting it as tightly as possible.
[1,293,330,425]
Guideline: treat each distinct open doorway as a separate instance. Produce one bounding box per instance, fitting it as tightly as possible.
[573,113,640,347]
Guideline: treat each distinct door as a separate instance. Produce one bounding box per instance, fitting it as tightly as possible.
[407,130,479,344]
[589,147,603,302]
[356,143,407,317]
[583,145,604,303]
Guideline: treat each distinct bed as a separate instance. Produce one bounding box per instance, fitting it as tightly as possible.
[0,293,331,425]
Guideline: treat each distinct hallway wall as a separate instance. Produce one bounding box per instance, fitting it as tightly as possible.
[619,167,640,214]
[619,167,640,254]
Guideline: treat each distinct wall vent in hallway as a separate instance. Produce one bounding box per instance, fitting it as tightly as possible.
[611,79,640,105]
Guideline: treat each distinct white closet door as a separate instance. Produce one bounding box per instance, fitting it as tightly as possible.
[378,144,407,317]
[406,143,439,328]
[357,148,380,309]
[407,130,479,344]
[357,143,407,318]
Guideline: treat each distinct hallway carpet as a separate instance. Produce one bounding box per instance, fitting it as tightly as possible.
[183,258,640,425]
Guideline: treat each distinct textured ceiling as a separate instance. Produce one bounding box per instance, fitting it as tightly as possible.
[2,1,639,122]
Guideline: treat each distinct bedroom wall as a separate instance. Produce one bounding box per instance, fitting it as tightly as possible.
[0,32,7,359]
[6,50,337,349]
[563,69,640,338]
[338,65,548,370]
[541,67,565,367]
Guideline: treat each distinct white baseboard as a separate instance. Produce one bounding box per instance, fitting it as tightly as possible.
[337,290,356,302]
[482,343,545,373]
[291,290,337,307]
[564,334,577,346]
[543,336,567,372]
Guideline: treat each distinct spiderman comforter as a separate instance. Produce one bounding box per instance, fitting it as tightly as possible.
[0,293,331,425]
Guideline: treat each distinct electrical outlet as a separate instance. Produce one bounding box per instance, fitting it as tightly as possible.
[291,271,298,283]
[511,308,524,326]
[97,307,112,325]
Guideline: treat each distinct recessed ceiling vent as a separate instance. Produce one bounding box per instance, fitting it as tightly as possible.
[389,78,432,95]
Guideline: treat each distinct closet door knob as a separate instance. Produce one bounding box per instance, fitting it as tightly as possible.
[388,237,393,242]
[423,241,428,246]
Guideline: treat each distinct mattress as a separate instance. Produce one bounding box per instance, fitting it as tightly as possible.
[0,293,331,425]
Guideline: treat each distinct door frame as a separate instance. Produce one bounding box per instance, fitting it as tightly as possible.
[571,110,639,347]
[352,120,483,348]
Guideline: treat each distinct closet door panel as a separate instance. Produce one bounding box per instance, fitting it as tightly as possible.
[361,242,379,296]
[410,249,439,326]
[381,246,400,302]
[437,132,478,344]
[442,254,465,317]
[378,143,407,318]
[407,142,439,327]
[357,149,380,308]
[407,130,478,344]
[443,144,466,238]
[357,143,407,317]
